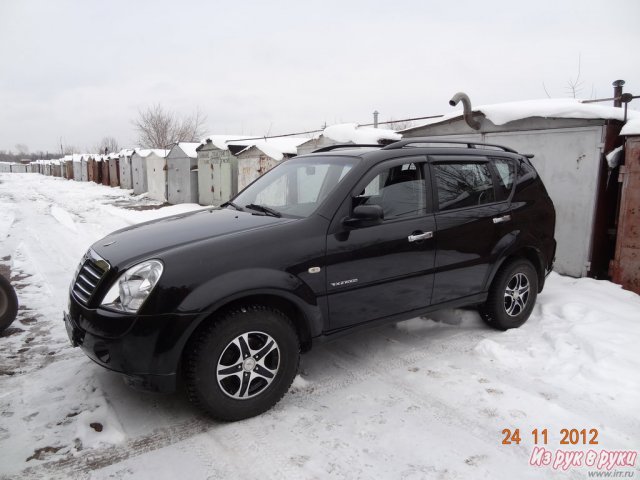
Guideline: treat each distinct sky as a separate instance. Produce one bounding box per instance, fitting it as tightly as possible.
[0,0,639,154]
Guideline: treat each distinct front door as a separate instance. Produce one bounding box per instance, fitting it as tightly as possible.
[326,157,436,330]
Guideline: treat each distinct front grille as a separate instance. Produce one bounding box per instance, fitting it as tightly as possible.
[72,251,110,306]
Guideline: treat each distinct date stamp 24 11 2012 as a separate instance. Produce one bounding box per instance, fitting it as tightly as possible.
[501,428,638,473]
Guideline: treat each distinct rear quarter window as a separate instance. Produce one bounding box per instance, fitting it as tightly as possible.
[492,158,515,201]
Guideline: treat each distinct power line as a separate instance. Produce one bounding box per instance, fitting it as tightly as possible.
[216,114,445,141]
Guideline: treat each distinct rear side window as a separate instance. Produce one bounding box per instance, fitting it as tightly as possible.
[433,162,495,211]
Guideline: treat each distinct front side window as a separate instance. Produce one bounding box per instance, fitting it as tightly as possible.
[233,157,354,218]
[356,162,427,220]
[433,162,495,211]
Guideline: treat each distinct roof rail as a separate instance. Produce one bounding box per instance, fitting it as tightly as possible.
[312,144,382,153]
[382,138,519,154]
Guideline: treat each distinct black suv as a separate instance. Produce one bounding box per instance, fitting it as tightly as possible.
[64,139,556,421]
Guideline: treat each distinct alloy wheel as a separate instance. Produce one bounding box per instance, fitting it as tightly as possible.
[216,331,280,400]
[503,272,530,317]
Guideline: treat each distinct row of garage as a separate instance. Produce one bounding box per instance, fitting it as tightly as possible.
[1,123,400,204]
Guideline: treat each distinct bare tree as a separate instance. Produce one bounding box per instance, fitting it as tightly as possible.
[543,54,595,99]
[133,104,207,148]
[566,54,584,98]
[57,138,78,155]
[62,144,78,155]
[93,136,120,154]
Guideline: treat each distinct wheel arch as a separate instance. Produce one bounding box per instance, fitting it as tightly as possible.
[486,246,546,293]
[208,293,315,353]
[181,288,319,371]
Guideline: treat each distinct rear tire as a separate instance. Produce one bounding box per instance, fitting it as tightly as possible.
[480,259,538,330]
[0,274,18,333]
[185,306,299,421]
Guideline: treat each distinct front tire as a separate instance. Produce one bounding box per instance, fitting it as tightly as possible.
[0,274,18,333]
[480,259,538,330]
[185,306,299,421]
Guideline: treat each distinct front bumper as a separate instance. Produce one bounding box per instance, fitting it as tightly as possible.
[64,303,199,393]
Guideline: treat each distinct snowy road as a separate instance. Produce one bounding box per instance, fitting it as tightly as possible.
[1,173,639,480]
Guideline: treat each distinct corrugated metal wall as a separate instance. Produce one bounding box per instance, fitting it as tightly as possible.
[611,137,640,294]
[197,146,238,206]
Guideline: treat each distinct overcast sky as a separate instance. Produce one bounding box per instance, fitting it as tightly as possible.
[1,0,639,153]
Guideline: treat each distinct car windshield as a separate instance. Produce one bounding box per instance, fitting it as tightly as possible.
[232,156,356,218]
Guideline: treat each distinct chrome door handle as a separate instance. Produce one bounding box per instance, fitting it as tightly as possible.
[408,231,433,242]
[493,215,511,224]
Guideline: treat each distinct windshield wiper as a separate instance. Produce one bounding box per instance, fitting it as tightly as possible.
[245,203,282,217]
[221,201,244,212]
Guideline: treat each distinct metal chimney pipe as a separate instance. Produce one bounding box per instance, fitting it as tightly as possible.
[373,110,379,128]
[612,80,625,107]
[449,92,481,130]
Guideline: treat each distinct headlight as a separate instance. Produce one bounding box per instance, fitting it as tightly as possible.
[101,260,163,313]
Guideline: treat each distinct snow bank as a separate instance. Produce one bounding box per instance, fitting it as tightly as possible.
[323,123,402,144]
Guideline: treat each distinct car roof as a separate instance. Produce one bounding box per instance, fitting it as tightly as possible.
[298,147,524,166]
[299,138,525,163]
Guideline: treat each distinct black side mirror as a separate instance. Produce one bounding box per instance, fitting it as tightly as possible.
[343,204,384,228]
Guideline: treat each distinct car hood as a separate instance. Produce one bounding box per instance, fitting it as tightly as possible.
[91,207,293,268]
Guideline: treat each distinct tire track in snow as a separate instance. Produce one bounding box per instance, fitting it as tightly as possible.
[6,330,444,479]
[7,416,215,480]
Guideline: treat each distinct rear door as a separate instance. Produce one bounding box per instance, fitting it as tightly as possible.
[430,156,515,304]
[325,157,436,330]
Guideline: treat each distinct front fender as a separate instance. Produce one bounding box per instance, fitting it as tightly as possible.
[173,268,324,351]
[178,268,317,313]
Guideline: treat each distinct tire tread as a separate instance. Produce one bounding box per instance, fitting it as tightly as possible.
[184,305,299,421]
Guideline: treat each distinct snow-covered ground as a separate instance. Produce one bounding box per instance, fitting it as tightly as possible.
[0,173,638,480]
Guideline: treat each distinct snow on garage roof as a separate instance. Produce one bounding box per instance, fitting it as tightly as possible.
[134,149,168,158]
[175,142,201,158]
[118,148,135,157]
[201,135,260,150]
[228,137,312,161]
[478,98,636,125]
[407,98,640,131]
[621,116,640,136]
[323,123,402,144]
